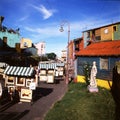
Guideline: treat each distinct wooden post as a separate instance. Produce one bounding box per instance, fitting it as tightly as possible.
[111,61,120,120]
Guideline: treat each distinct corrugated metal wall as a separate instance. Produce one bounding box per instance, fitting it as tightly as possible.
[77,56,120,80]
[114,24,120,40]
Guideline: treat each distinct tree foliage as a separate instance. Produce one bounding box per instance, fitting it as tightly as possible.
[46,52,57,60]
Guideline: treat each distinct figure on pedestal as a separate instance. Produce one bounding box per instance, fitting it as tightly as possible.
[88,61,98,92]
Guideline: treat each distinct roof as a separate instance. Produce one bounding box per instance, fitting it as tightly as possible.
[75,40,120,56]
[4,66,34,77]
[83,21,120,32]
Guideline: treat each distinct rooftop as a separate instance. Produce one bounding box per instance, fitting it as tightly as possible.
[75,40,120,56]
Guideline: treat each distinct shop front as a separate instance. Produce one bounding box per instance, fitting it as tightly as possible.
[4,66,38,102]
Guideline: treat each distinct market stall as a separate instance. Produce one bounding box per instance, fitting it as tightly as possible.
[38,62,65,83]
[47,69,55,83]
[4,66,38,102]
[55,63,65,78]
[39,69,47,82]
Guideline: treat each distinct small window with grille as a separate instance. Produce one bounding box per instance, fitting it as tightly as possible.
[100,57,109,70]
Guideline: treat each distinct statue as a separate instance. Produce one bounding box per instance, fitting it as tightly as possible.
[88,61,98,92]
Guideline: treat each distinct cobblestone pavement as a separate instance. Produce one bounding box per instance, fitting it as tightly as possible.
[0,79,68,120]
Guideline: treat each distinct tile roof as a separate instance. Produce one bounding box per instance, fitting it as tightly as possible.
[75,40,120,56]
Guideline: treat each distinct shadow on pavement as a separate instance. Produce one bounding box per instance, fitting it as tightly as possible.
[32,87,53,103]
[0,87,53,110]
[0,109,30,120]
[0,101,16,112]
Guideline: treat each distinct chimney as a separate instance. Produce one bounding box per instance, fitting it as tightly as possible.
[3,37,7,47]
[15,43,21,53]
[0,16,4,28]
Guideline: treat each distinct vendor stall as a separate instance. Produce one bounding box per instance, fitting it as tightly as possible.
[4,66,37,102]
[47,69,55,83]
[39,69,47,82]
[55,63,65,78]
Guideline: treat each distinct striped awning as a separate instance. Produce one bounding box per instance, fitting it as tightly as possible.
[4,66,34,77]
[38,63,65,70]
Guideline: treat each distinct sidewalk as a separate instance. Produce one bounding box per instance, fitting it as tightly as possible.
[0,79,68,120]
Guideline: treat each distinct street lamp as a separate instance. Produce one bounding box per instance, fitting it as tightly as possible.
[59,21,70,84]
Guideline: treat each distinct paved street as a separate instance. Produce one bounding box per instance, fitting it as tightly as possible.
[0,79,68,120]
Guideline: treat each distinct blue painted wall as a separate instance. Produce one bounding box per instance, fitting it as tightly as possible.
[77,56,120,80]
[0,31,21,48]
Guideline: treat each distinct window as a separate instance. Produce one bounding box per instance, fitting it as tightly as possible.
[95,36,101,41]
[75,44,79,51]
[113,26,117,32]
[104,29,108,34]
[24,42,28,47]
[75,41,79,51]
[100,58,109,70]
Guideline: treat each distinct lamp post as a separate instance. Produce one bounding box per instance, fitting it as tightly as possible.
[59,21,70,84]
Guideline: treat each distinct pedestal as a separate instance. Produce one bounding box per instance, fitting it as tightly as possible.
[87,85,99,93]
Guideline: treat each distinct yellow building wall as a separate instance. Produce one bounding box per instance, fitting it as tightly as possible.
[20,38,32,48]
[77,75,112,90]
[101,26,113,41]
[95,29,101,36]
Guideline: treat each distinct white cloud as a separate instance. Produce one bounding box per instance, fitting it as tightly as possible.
[23,18,118,57]
[24,25,62,38]
[23,19,106,42]
[18,15,29,21]
[30,4,57,19]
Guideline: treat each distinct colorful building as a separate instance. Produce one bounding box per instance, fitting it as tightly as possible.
[83,22,120,48]
[20,38,32,48]
[34,41,46,56]
[0,16,21,48]
[73,22,120,81]
[75,40,120,80]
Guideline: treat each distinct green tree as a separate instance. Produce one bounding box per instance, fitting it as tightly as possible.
[46,52,57,60]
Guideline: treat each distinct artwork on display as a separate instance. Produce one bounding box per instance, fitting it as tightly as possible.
[20,88,32,102]
[6,76,15,84]
[29,82,36,90]
[40,75,47,82]
[26,79,32,87]
[40,70,46,75]
[59,71,63,76]
[0,83,2,97]
[48,70,54,74]
[16,77,25,86]
[47,75,54,83]
[8,86,15,93]
[55,71,58,76]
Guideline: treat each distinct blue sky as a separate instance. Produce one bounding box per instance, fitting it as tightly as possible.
[0,0,120,57]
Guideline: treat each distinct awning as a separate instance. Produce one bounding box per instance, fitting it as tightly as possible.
[38,63,65,70]
[4,66,34,77]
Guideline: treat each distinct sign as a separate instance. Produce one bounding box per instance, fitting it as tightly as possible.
[29,82,36,90]
[20,88,32,102]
